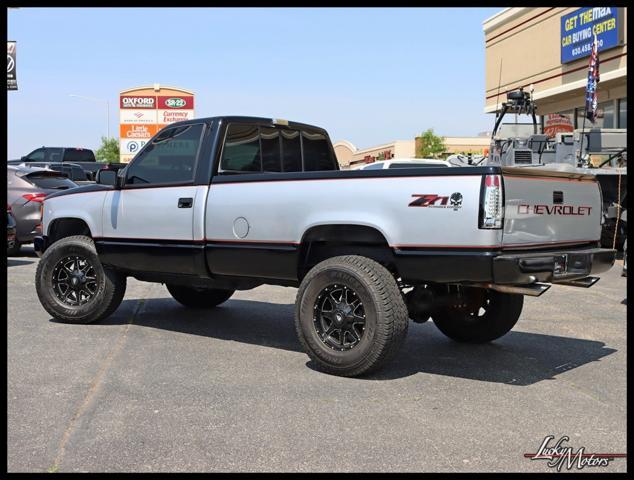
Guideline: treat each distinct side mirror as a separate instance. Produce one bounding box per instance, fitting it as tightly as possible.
[96,169,118,187]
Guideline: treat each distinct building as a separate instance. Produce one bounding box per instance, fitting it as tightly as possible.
[334,137,490,168]
[483,7,627,136]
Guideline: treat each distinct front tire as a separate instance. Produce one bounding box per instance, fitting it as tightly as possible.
[35,235,126,324]
[295,255,409,377]
[166,284,234,309]
[432,288,523,343]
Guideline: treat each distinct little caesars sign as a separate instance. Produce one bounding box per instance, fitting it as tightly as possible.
[119,85,195,162]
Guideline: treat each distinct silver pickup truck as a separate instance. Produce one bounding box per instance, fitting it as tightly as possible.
[33,116,616,377]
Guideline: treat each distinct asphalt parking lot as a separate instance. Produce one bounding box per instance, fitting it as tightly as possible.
[8,246,627,472]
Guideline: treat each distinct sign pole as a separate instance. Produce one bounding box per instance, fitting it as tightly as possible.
[107,100,110,139]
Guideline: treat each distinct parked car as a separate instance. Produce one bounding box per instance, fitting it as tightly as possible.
[354,158,451,169]
[7,161,88,183]
[7,165,78,255]
[33,116,615,377]
[12,147,126,181]
[7,204,17,254]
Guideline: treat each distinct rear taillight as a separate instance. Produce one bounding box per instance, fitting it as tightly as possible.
[22,193,47,203]
[479,174,504,229]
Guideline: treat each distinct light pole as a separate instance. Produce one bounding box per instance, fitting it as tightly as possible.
[69,94,110,138]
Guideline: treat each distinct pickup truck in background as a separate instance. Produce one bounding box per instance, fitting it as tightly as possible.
[33,116,616,377]
[12,147,126,181]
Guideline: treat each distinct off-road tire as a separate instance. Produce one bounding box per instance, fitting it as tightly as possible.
[601,220,626,250]
[295,255,409,377]
[166,284,234,309]
[35,235,126,324]
[432,290,523,343]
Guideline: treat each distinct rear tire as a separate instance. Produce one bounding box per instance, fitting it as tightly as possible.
[601,220,626,250]
[295,255,408,377]
[35,235,126,324]
[432,288,523,343]
[166,284,234,309]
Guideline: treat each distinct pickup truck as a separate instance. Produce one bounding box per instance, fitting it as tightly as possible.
[33,116,616,377]
[13,147,125,181]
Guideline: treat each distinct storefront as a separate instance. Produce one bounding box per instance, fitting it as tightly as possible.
[483,7,627,137]
[334,137,490,168]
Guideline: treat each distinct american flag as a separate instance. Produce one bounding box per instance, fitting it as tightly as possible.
[584,35,600,123]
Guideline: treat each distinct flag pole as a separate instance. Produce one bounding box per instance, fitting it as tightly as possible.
[578,110,587,167]
[579,33,598,166]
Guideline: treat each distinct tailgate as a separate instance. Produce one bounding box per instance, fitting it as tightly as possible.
[501,167,602,248]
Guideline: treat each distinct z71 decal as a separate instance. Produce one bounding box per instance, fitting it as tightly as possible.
[409,193,463,211]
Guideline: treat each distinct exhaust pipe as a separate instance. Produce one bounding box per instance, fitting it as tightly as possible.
[471,282,552,297]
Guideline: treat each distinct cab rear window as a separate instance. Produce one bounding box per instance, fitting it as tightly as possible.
[219,123,337,174]
[63,149,96,162]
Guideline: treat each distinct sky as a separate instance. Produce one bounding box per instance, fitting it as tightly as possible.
[7,7,500,158]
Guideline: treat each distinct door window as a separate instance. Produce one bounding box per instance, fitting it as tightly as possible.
[25,148,45,161]
[46,149,63,162]
[125,123,203,185]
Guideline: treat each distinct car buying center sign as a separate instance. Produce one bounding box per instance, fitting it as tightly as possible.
[119,85,195,162]
[561,7,622,64]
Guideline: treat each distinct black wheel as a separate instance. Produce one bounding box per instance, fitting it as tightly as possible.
[601,220,626,250]
[35,235,126,324]
[166,284,234,309]
[432,287,523,343]
[295,255,408,377]
[7,241,21,256]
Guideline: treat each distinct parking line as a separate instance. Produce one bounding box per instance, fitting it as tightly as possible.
[48,296,147,472]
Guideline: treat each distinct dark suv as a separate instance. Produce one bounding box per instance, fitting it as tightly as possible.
[12,147,125,181]
[18,147,96,163]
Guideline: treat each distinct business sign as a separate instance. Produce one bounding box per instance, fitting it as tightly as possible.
[544,113,574,138]
[158,95,194,109]
[7,41,17,90]
[120,138,149,156]
[120,124,158,139]
[119,86,194,162]
[561,7,622,63]
[157,109,195,126]
[119,109,157,124]
[120,96,156,109]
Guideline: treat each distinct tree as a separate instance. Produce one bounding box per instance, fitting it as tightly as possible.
[95,136,119,163]
[416,129,446,159]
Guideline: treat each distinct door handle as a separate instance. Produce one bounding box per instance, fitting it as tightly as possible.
[178,197,193,208]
